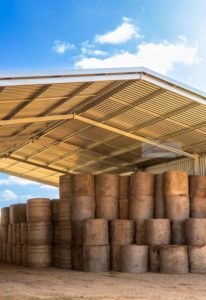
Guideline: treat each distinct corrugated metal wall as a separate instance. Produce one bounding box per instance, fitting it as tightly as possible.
[146,155,206,175]
[199,154,206,175]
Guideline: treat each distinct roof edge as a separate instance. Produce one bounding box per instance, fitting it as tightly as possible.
[0,67,206,104]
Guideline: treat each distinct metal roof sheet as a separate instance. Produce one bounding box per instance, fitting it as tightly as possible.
[0,67,205,186]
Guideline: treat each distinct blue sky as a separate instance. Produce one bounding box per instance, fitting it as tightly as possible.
[1,0,206,90]
[0,175,59,208]
[0,0,206,207]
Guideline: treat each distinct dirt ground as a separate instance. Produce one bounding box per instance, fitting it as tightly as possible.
[0,263,206,300]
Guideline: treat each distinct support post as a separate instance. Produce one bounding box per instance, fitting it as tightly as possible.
[193,153,200,175]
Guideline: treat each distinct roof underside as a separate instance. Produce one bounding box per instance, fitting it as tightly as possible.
[0,67,206,187]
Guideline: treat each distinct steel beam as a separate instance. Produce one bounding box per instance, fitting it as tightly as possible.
[5,97,194,166]
[6,155,99,175]
[9,156,67,174]
[32,91,198,167]
[0,84,200,166]
[28,80,133,140]
[0,80,128,157]
[0,111,194,172]
[45,103,199,169]
[0,114,74,126]
[73,115,195,158]
[4,82,92,138]
[21,88,166,164]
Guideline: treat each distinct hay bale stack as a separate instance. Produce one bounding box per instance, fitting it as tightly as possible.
[59,175,72,269]
[83,219,110,272]
[129,172,154,220]
[96,173,118,220]
[120,245,148,273]
[159,245,189,274]
[154,174,165,218]
[118,176,130,219]
[27,198,52,268]
[163,171,189,221]
[110,220,134,271]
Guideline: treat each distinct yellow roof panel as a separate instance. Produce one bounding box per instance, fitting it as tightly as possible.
[0,67,206,185]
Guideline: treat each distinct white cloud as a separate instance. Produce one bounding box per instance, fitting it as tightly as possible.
[0,189,18,201]
[92,50,107,56]
[0,175,39,186]
[53,40,75,54]
[95,17,140,44]
[39,184,58,190]
[178,35,187,43]
[80,40,107,56]
[75,39,199,75]
[81,47,107,56]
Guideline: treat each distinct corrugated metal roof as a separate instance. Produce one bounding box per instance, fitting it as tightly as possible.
[0,67,205,186]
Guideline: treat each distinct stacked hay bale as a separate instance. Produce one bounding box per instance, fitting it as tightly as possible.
[120,245,148,273]
[114,170,191,274]
[0,207,9,262]
[10,204,27,265]
[51,199,60,267]
[189,175,206,218]
[71,174,95,271]
[96,173,118,220]
[59,173,96,271]
[110,220,134,271]
[164,171,189,245]
[118,176,130,219]
[115,170,192,274]
[7,224,12,263]
[186,218,206,273]
[130,172,154,247]
[154,174,164,218]
[71,173,119,272]
[27,198,52,268]
[147,219,171,272]
[93,173,120,271]
[11,224,16,263]
[149,171,206,274]
[125,172,153,273]
[1,170,206,275]
[159,245,189,274]
[187,176,206,273]
[129,172,154,220]
[71,220,84,270]
[150,171,190,274]
[125,172,154,273]
[16,223,22,264]
[0,198,54,269]
[21,222,28,266]
[59,175,72,269]
[83,219,110,272]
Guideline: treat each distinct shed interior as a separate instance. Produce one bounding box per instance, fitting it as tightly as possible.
[0,67,205,185]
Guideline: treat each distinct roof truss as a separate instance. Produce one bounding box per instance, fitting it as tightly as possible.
[0,67,205,185]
